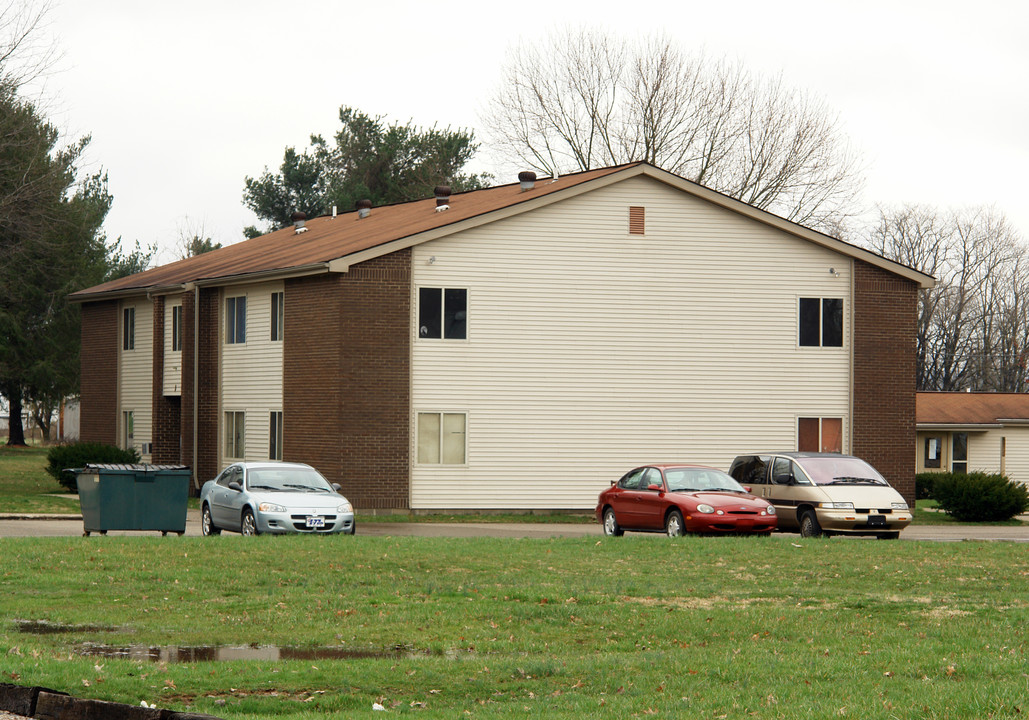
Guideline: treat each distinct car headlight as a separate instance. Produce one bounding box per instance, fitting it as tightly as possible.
[819,501,854,510]
[337,502,353,513]
[696,504,715,514]
[892,502,909,510]
[258,502,287,513]
[764,505,776,515]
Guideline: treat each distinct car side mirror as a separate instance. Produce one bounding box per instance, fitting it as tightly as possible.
[742,485,752,493]
[647,483,663,493]
[228,481,242,492]
[332,483,342,492]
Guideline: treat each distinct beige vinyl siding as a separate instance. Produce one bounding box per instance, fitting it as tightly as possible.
[219,281,284,468]
[940,426,1029,487]
[998,427,1029,486]
[163,298,183,396]
[411,175,852,509]
[119,300,153,461]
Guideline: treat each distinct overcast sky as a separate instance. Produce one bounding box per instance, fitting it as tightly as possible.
[38,0,1029,265]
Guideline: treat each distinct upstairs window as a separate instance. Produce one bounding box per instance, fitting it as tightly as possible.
[122,307,135,350]
[271,291,284,341]
[171,305,182,352]
[226,296,247,344]
[419,288,467,340]
[799,298,843,347]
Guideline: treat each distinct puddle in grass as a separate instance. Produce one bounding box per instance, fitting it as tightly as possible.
[15,619,122,635]
[76,643,461,663]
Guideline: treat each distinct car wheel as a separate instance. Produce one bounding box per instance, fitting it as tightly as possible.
[602,508,624,537]
[665,509,685,537]
[241,508,259,536]
[799,510,822,538]
[201,504,220,536]
[877,531,900,540]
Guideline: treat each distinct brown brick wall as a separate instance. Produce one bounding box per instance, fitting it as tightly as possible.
[196,288,221,485]
[151,295,183,466]
[284,251,411,509]
[79,301,119,444]
[177,289,220,489]
[852,260,919,505]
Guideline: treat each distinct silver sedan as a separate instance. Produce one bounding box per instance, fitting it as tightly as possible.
[200,462,355,536]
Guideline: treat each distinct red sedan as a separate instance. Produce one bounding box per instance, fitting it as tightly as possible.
[596,464,777,537]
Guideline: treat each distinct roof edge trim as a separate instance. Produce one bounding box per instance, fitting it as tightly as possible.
[69,263,332,302]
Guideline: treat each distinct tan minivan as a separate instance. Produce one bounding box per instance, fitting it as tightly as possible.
[728,453,912,539]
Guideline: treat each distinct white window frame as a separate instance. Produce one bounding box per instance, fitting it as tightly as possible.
[269,411,283,460]
[798,297,844,348]
[123,410,134,450]
[123,307,135,350]
[225,295,247,345]
[271,291,284,342]
[416,411,467,465]
[225,410,245,459]
[171,304,182,352]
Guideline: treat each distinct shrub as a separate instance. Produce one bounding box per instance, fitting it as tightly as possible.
[915,472,938,500]
[46,443,141,493]
[932,471,1029,522]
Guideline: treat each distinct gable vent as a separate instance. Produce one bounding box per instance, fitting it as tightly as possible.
[629,206,645,235]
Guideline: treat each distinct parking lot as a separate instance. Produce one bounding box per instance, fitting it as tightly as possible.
[0,510,1027,541]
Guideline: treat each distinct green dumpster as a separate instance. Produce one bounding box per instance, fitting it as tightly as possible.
[75,464,191,536]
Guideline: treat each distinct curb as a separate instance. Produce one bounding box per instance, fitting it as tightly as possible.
[0,684,221,720]
[0,515,82,521]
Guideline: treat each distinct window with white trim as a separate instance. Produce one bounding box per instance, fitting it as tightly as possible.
[799,298,843,347]
[798,417,843,453]
[271,292,284,342]
[418,288,467,339]
[225,296,247,344]
[417,412,466,464]
[269,411,283,460]
[225,411,245,458]
[123,307,135,350]
[171,305,182,352]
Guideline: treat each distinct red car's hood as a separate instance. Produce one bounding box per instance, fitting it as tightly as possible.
[687,491,769,508]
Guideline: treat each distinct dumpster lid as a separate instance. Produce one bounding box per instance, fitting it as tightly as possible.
[80,464,190,471]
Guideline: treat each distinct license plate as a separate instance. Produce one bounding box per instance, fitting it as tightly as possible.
[867,515,886,527]
[305,516,325,528]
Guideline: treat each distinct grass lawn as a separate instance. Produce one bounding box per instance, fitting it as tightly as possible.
[1,535,1027,719]
[0,446,80,514]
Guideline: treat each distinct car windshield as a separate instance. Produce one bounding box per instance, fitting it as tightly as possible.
[664,468,746,493]
[246,467,334,493]
[796,457,888,486]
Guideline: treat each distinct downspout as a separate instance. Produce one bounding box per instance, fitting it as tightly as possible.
[192,283,200,491]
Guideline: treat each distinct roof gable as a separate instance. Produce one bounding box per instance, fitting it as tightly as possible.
[71,162,933,301]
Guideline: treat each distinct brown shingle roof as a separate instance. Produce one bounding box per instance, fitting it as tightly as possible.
[917,392,1029,425]
[70,164,635,300]
[70,161,934,301]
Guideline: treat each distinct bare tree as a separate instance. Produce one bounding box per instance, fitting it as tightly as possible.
[175,216,221,259]
[0,0,58,94]
[483,29,862,234]
[867,205,1026,392]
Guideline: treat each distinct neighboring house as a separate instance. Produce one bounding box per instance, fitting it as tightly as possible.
[916,392,1029,485]
[70,163,933,511]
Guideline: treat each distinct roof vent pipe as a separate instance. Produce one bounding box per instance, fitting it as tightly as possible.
[356,199,372,219]
[434,185,452,207]
[291,211,308,234]
[518,171,536,191]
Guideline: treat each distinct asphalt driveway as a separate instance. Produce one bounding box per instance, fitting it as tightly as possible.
[0,510,1027,541]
